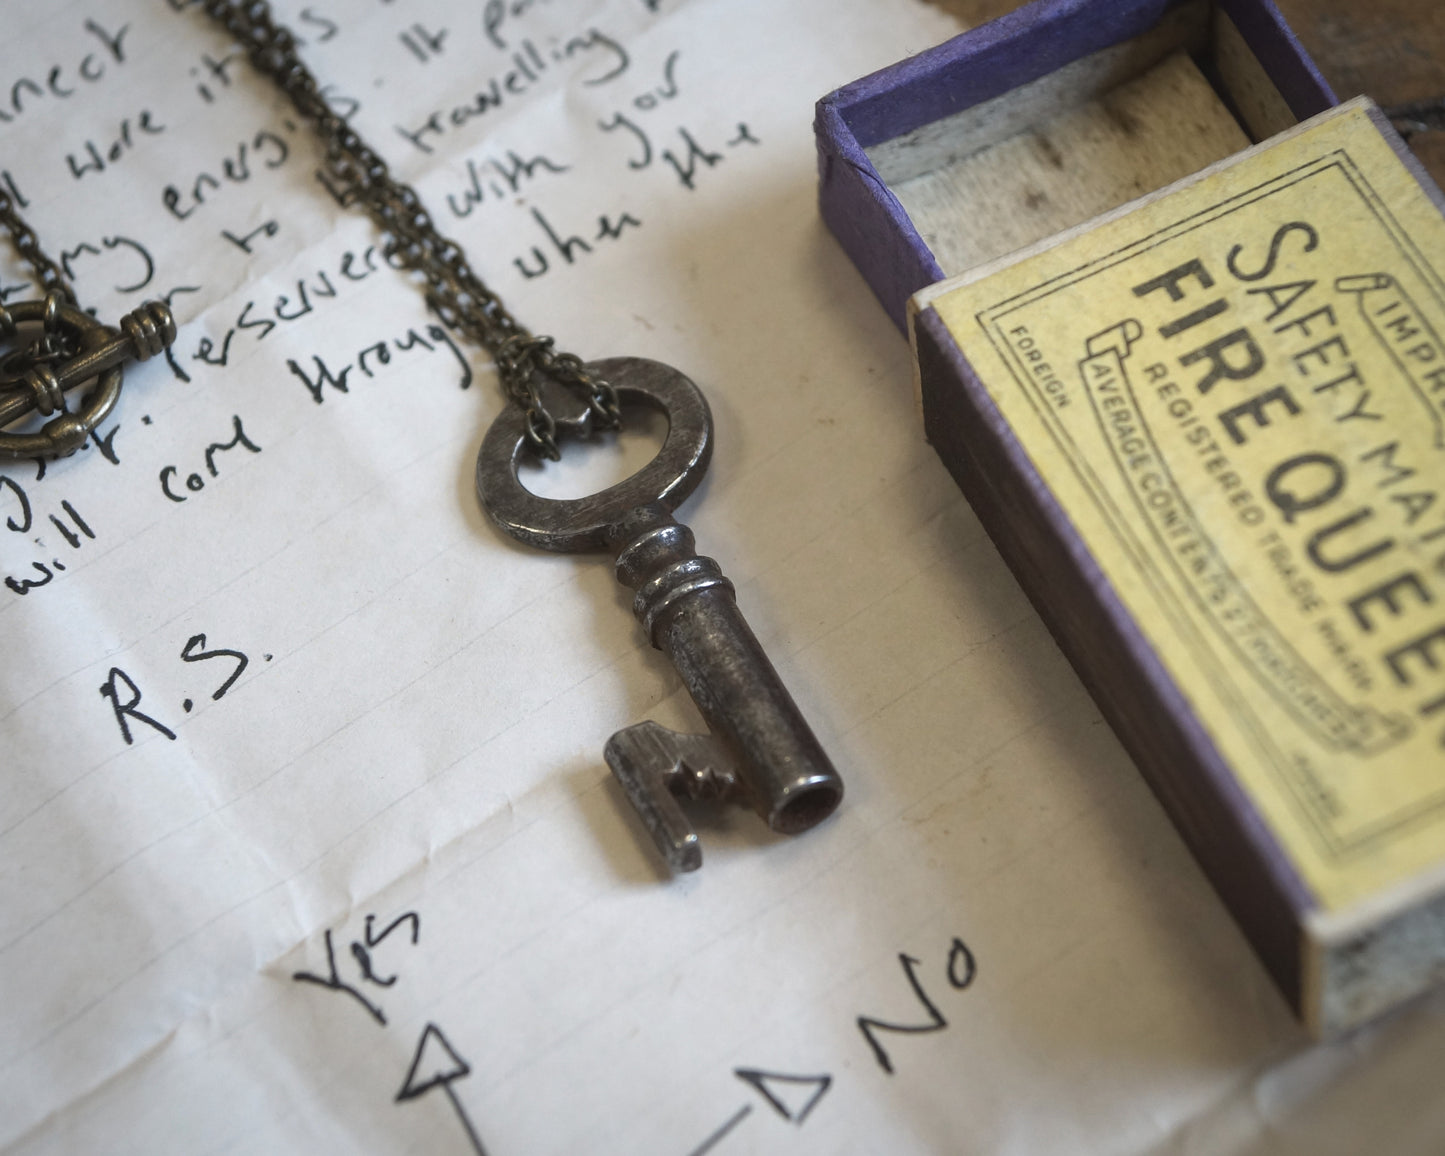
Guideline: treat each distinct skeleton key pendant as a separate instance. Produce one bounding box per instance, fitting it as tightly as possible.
[476,357,843,871]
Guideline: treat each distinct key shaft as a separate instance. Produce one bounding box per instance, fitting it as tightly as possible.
[612,504,842,839]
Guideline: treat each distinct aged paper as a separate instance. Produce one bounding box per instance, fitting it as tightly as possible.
[2,2,1443,1153]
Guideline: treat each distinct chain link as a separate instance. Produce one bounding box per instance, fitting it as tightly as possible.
[0,184,77,308]
[0,176,178,459]
[0,188,84,393]
[200,0,620,458]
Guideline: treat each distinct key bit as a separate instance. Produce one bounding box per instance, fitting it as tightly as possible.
[605,721,745,873]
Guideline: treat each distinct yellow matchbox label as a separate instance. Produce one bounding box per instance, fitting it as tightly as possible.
[930,101,1445,911]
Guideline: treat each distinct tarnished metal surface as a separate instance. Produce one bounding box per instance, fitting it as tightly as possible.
[0,297,175,458]
[604,723,743,873]
[476,357,711,553]
[197,2,844,870]
[1,173,177,459]
[478,358,844,870]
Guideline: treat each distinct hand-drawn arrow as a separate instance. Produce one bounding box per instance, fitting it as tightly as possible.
[397,1022,488,1156]
[734,1067,832,1124]
[684,1066,835,1156]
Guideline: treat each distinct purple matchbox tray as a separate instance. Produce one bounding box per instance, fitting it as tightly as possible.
[819,0,1445,1035]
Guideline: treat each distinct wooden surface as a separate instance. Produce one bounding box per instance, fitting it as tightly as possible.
[922,0,1445,185]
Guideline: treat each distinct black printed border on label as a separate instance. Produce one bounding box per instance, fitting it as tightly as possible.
[968,145,1445,865]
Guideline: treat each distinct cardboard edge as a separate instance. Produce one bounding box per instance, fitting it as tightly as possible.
[910,96,1379,316]
[816,0,1339,335]
[815,100,946,334]
[1364,103,1445,219]
[815,0,1201,332]
[1215,0,1337,119]
[913,303,1317,1013]
[865,2,1212,185]
[822,0,1183,150]
[1304,859,1445,1035]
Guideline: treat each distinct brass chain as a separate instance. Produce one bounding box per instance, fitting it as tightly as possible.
[0,183,77,308]
[0,185,82,399]
[0,193,177,457]
[199,0,621,459]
